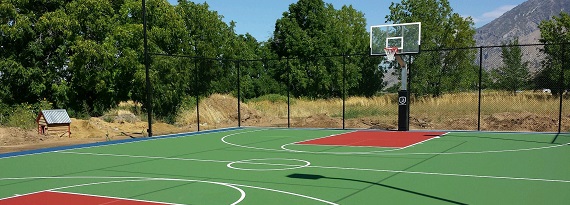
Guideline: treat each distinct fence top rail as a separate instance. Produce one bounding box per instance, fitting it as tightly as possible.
[149,42,570,62]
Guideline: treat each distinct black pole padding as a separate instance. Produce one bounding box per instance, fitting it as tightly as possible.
[398,90,410,131]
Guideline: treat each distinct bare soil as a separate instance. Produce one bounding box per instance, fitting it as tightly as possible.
[0,117,193,154]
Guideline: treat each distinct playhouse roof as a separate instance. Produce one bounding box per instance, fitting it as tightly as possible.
[39,109,71,124]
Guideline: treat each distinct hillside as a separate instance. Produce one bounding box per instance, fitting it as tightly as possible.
[475,0,570,46]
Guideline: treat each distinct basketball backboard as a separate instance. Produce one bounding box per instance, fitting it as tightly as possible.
[370,22,421,56]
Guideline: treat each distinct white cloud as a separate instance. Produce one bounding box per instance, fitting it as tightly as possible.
[482,5,517,20]
[467,4,517,27]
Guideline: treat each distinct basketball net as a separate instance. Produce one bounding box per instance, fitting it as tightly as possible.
[384,47,399,62]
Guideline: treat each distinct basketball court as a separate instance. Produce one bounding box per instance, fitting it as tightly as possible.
[2,15,568,204]
[1,127,569,204]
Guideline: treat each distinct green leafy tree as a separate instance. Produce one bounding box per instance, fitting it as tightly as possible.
[491,38,530,94]
[271,0,381,97]
[0,1,66,105]
[536,12,570,95]
[62,0,119,115]
[386,0,477,97]
[235,34,285,99]
[147,0,188,120]
[334,5,383,97]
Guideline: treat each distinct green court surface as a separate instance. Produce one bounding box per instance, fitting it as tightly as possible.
[1,128,569,204]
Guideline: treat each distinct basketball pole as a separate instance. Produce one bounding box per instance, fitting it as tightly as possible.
[396,55,410,131]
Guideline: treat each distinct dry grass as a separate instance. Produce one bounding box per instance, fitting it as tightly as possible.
[175,94,240,127]
[173,91,569,131]
[180,91,565,121]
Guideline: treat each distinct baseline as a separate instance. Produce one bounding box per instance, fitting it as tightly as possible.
[220,129,570,156]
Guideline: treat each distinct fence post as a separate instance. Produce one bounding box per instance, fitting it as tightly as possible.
[195,59,200,131]
[287,57,291,128]
[342,54,346,129]
[237,60,241,128]
[478,47,483,131]
[558,43,565,133]
[143,0,152,137]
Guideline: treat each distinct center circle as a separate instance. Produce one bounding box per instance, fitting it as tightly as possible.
[227,158,311,171]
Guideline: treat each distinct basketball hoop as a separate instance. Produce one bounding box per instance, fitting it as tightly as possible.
[384,47,399,62]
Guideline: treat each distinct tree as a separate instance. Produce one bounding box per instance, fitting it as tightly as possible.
[491,38,530,94]
[536,12,570,95]
[235,34,285,99]
[386,0,477,97]
[1,0,260,121]
[0,0,68,105]
[61,0,120,115]
[271,0,381,98]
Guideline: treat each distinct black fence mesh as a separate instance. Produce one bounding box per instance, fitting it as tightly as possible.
[150,43,569,133]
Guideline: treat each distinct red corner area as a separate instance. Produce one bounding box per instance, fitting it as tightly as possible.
[297,131,446,148]
[0,191,171,205]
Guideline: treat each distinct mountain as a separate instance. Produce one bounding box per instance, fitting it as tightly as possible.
[475,0,570,46]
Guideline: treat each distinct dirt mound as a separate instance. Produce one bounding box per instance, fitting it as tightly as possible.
[483,112,559,132]
[0,127,40,146]
[0,115,190,154]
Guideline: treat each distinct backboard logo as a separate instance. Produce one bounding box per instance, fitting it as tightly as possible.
[398,96,407,105]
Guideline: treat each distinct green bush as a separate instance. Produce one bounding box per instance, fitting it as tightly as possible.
[4,103,36,129]
[36,98,53,111]
[0,101,8,125]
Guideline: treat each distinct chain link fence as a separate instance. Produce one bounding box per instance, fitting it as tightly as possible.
[150,43,569,133]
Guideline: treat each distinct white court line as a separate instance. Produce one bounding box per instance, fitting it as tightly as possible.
[0,190,47,201]
[56,151,570,184]
[49,190,180,205]
[221,129,287,152]
[398,132,449,150]
[59,151,307,169]
[227,158,311,171]
[292,130,359,145]
[224,129,570,155]
[58,151,234,163]
[48,179,243,205]
[0,176,337,205]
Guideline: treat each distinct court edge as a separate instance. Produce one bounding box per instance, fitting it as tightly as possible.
[1,126,567,159]
[0,127,242,159]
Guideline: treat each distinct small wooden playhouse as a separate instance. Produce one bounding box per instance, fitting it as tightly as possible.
[36,109,71,137]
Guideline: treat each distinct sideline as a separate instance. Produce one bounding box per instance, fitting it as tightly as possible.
[0,127,242,159]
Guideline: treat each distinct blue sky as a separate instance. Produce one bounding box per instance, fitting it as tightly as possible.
[166,0,526,41]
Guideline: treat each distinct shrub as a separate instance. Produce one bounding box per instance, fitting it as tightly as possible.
[5,103,36,129]
[0,101,8,125]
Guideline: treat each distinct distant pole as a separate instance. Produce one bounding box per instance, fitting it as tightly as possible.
[143,0,153,137]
